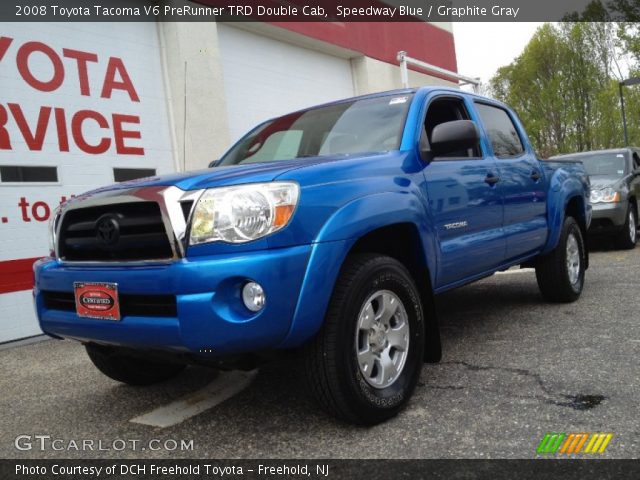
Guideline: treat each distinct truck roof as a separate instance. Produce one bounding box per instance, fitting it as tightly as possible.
[322,86,494,103]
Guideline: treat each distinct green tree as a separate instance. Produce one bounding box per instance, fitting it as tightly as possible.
[489,19,637,156]
[491,24,575,156]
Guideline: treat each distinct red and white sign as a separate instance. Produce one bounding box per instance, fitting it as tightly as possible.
[74,282,121,321]
[0,22,175,342]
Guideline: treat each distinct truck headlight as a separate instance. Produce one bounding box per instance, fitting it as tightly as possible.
[589,188,620,204]
[189,182,299,245]
[48,206,62,257]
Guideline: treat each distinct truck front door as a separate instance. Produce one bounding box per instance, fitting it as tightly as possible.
[421,95,505,289]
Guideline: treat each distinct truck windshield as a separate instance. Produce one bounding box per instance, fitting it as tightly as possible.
[581,154,627,177]
[217,94,414,166]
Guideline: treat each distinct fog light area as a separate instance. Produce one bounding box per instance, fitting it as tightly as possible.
[242,282,265,312]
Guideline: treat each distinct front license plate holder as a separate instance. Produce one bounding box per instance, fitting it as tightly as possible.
[74,282,121,321]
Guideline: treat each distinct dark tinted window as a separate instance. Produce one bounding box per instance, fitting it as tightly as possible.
[114,168,156,182]
[0,166,57,182]
[475,103,524,158]
[424,97,480,158]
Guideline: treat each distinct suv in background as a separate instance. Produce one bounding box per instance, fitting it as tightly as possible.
[552,148,640,249]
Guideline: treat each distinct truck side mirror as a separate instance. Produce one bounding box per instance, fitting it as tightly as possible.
[430,120,480,157]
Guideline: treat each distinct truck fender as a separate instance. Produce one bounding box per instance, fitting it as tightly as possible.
[541,168,588,255]
[278,191,439,350]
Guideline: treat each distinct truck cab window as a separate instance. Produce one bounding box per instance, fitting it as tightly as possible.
[423,98,480,158]
[475,103,524,158]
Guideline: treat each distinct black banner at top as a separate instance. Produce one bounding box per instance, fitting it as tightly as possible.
[0,0,639,22]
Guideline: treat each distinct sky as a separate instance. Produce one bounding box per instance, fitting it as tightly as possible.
[453,23,544,87]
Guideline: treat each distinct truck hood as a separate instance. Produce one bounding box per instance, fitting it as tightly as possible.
[87,156,349,193]
[589,175,623,189]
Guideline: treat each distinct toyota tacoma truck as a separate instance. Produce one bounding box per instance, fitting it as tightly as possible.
[34,87,591,425]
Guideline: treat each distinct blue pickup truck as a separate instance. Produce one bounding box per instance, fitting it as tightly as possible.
[34,87,591,425]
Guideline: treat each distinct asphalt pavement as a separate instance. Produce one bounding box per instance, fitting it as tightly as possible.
[1,242,638,459]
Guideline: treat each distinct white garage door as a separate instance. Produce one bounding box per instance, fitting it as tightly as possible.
[0,22,175,343]
[217,25,355,141]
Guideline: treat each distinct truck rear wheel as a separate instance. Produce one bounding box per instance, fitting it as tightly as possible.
[85,344,186,386]
[535,216,586,303]
[615,204,637,250]
[303,254,425,425]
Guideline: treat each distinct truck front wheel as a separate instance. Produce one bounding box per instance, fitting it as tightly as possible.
[303,254,425,425]
[85,344,186,386]
[535,216,586,303]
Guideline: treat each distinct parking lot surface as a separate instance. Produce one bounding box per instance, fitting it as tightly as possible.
[1,244,638,459]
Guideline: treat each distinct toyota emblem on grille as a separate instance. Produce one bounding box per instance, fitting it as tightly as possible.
[95,215,120,246]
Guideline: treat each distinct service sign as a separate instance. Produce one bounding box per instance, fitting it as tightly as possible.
[0,21,175,342]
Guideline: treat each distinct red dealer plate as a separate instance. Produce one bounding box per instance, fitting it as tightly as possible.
[74,282,121,321]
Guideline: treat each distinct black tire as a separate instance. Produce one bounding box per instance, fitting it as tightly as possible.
[303,254,425,425]
[535,216,586,303]
[85,344,186,386]
[615,204,637,250]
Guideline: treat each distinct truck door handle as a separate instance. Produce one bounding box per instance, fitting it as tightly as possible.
[484,173,500,185]
[530,170,541,181]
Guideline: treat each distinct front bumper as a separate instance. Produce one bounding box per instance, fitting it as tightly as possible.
[589,202,627,234]
[34,245,311,356]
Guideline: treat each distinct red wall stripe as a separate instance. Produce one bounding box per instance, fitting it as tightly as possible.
[198,1,458,74]
[270,22,457,74]
[0,257,39,294]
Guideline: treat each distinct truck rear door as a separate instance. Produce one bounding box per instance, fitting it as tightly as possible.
[473,102,547,261]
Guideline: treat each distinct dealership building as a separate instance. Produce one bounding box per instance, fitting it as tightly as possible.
[0,13,458,342]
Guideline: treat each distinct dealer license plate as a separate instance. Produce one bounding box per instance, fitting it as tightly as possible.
[74,282,121,321]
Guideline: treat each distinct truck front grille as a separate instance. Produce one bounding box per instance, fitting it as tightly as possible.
[42,291,177,317]
[57,202,173,262]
